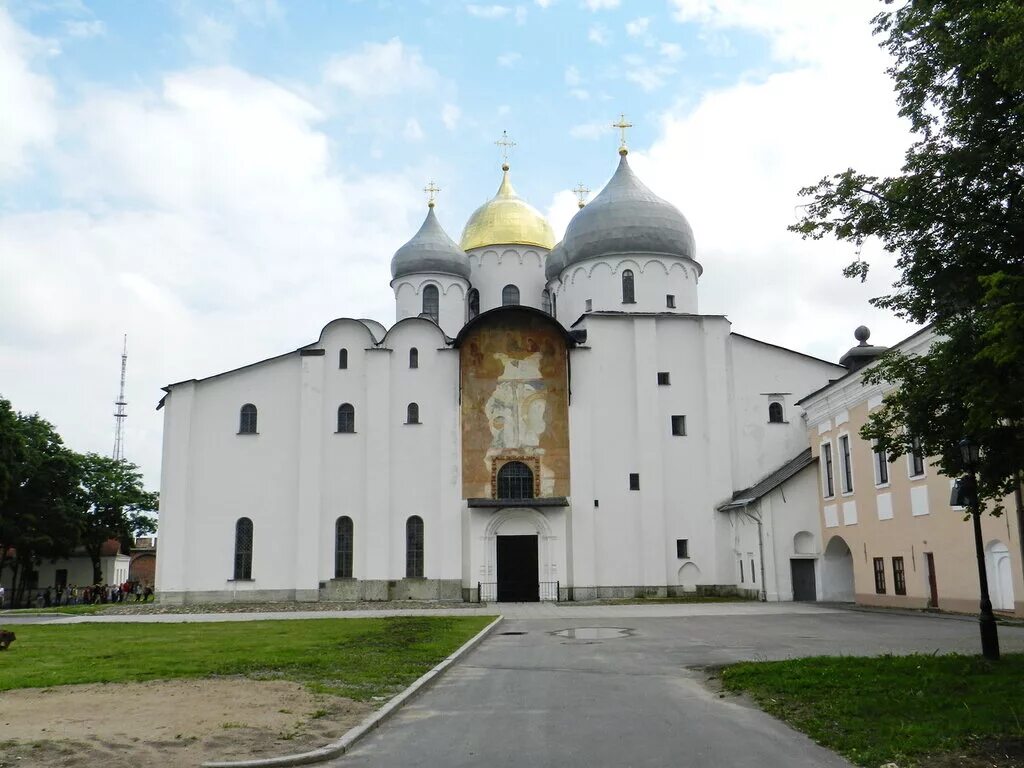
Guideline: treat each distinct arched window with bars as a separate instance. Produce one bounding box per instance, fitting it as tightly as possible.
[239,404,258,434]
[409,347,418,368]
[233,517,253,580]
[422,284,439,322]
[541,289,552,315]
[768,402,784,423]
[497,461,534,500]
[502,284,520,306]
[335,516,353,578]
[468,288,480,319]
[337,403,355,433]
[406,516,424,578]
[406,402,420,424]
[622,269,635,303]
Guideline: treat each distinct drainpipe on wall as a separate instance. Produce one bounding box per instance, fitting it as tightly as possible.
[742,505,768,602]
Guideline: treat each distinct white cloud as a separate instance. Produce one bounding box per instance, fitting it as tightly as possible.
[403,117,424,141]
[546,189,580,239]
[0,7,56,180]
[569,122,606,140]
[535,0,553,7]
[0,63,423,488]
[64,19,106,38]
[324,38,437,97]
[570,88,590,101]
[497,51,521,67]
[583,0,619,10]
[441,103,461,130]
[622,55,675,92]
[564,65,582,87]
[632,0,917,359]
[587,24,609,45]
[183,13,236,60]
[659,42,684,61]
[625,17,649,37]
[514,5,528,24]
[467,4,511,19]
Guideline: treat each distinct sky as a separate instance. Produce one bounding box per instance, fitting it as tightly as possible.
[0,0,919,490]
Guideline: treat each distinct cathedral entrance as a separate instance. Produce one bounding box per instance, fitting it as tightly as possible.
[496,535,539,602]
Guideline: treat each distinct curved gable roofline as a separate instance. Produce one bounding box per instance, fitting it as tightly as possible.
[453,304,578,348]
[380,315,453,347]
[316,317,380,346]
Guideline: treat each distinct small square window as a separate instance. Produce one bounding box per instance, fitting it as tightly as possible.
[657,372,670,386]
[666,294,676,309]
[585,298,593,312]
[671,415,686,436]
[676,539,688,559]
[629,473,640,490]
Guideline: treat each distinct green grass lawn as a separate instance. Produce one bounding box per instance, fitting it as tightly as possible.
[0,615,494,700]
[1,604,108,616]
[721,653,1024,767]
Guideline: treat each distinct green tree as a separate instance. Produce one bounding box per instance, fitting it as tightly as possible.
[77,453,157,585]
[792,0,1024,508]
[0,412,82,605]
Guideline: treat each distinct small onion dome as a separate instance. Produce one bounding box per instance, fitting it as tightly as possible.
[459,165,556,252]
[391,206,471,280]
[839,326,888,371]
[544,241,566,283]
[561,153,697,270]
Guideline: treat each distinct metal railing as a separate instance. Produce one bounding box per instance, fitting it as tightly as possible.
[476,581,559,603]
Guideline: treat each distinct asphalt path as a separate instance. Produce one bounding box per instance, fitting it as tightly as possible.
[330,608,1024,768]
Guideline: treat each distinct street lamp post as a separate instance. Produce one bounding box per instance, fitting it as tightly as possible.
[957,438,1000,661]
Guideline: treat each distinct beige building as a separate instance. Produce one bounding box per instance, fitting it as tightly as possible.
[799,327,1023,617]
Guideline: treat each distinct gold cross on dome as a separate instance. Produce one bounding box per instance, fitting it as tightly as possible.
[612,113,633,153]
[573,182,590,209]
[495,130,516,166]
[424,180,440,208]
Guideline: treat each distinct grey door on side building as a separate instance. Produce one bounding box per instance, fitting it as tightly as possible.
[791,559,816,601]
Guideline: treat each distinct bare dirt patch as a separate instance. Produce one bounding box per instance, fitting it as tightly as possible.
[0,678,375,768]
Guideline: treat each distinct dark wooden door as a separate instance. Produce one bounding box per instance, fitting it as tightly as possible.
[791,559,816,601]
[925,552,939,607]
[496,535,539,602]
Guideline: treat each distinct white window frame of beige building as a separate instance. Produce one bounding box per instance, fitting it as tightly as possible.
[820,439,835,499]
[871,439,890,488]
[838,432,854,495]
[907,435,926,479]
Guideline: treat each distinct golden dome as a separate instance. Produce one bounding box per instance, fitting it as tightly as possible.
[459,165,556,251]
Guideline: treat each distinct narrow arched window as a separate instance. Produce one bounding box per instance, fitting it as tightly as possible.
[409,347,419,368]
[541,289,552,315]
[233,517,253,580]
[337,403,355,433]
[502,284,520,306]
[239,404,258,434]
[468,288,480,319]
[406,516,424,578]
[339,348,348,369]
[497,461,534,500]
[422,284,439,323]
[407,402,420,424]
[335,516,353,578]
[768,402,784,423]
[622,269,635,303]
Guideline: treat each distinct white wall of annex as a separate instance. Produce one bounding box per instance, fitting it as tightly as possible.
[468,247,548,314]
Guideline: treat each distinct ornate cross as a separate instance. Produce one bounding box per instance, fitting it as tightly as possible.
[424,180,440,208]
[573,182,590,209]
[612,113,633,153]
[495,130,516,166]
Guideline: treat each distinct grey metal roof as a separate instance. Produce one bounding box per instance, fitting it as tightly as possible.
[391,206,471,280]
[717,448,816,511]
[544,240,566,282]
[561,153,697,270]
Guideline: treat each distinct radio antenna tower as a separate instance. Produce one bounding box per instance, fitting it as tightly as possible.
[112,334,128,462]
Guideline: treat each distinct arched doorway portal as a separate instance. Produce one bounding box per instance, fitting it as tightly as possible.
[986,540,1015,611]
[822,535,854,602]
[484,508,554,602]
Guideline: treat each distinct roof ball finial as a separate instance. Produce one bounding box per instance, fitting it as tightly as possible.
[854,325,871,345]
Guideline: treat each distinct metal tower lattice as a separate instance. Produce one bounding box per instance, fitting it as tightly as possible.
[112,335,128,461]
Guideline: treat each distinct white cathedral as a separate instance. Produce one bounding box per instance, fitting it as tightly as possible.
[155,140,851,605]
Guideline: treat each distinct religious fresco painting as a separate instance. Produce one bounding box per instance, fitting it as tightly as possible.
[460,313,570,499]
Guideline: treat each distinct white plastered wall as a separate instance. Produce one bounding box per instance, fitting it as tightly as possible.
[392,274,469,338]
[467,246,548,314]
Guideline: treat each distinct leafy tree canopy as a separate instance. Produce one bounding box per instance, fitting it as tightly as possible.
[792,0,1024,508]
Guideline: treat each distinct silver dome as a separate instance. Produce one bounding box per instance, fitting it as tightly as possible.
[561,154,697,270]
[391,207,471,280]
[544,240,566,282]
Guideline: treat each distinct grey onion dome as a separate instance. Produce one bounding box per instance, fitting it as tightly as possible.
[544,240,566,282]
[561,153,697,270]
[391,206,471,280]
